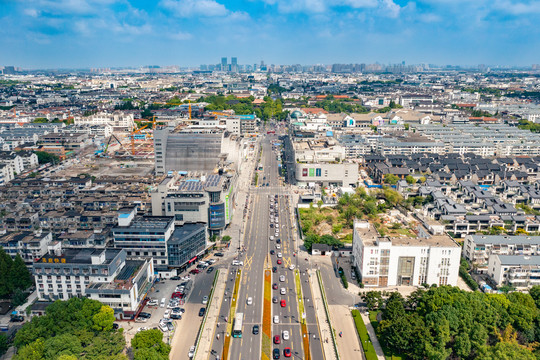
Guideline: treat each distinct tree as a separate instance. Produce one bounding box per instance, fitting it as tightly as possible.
[221,235,231,243]
[14,338,45,360]
[405,175,415,185]
[131,329,170,357]
[384,174,399,185]
[134,347,169,360]
[0,334,7,356]
[363,291,383,310]
[303,234,319,252]
[92,306,115,332]
[34,151,60,165]
[317,199,323,209]
[11,254,32,290]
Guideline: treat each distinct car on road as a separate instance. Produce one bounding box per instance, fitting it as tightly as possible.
[289,265,295,270]
[273,315,279,324]
[280,288,286,295]
[247,297,253,305]
[190,269,200,274]
[181,275,191,281]
[170,313,182,320]
[277,259,282,265]
[272,266,277,272]
[199,307,206,317]
[159,322,169,332]
[270,223,274,228]
[272,296,278,303]
[170,276,180,280]
[207,259,216,264]
[274,335,281,344]
[272,283,278,290]
[280,299,286,307]
[284,347,291,357]
[279,275,285,282]
[277,253,282,258]
[269,236,274,241]
[202,296,208,305]
[188,345,196,358]
[207,266,215,273]
[270,250,275,255]
[276,239,281,244]
[139,312,152,319]
[276,244,281,249]
[273,348,280,359]
[282,330,289,340]
[215,252,224,257]
[172,307,185,313]
[232,260,244,266]
[253,325,259,334]
[147,299,158,306]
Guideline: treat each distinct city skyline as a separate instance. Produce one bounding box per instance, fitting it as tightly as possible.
[0,0,539,69]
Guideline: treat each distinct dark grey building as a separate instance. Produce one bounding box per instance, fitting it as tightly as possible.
[167,223,207,269]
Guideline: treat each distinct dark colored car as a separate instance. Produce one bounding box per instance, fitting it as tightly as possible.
[270,224,274,228]
[253,325,259,334]
[276,239,281,244]
[171,314,182,320]
[10,316,24,322]
[170,276,180,280]
[206,266,215,273]
[273,348,280,359]
[270,250,275,255]
[272,283,278,290]
[139,312,151,318]
[272,297,278,303]
[190,269,200,274]
[272,266,277,273]
[284,348,291,357]
[215,252,224,257]
[112,323,119,330]
[199,307,206,317]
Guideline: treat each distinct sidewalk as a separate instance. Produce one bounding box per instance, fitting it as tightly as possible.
[329,305,365,360]
[310,270,338,360]
[194,270,227,360]
[359,311,385,360]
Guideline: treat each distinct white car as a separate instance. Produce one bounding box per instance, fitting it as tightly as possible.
[283,330,290,340]
[269,236,274,241]
[280,288,286,295]
[188,345,196,358]
[277,253,282,258]
[147,299,158,306]
[276,244,281,249]
[289,265,295,270]
[159,322,169,332]
[163,310,171,319]
[181,275,191,281]
[207,259,216,264]
[247,297,253,305]
[232,260,244,266]
[202,296,208,305]
[279,275,285,282]
[273,315,279,324]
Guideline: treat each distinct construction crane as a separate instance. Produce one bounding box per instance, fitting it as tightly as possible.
[130,124,148,155]
[189,100,192,120]
[152,115,157,129]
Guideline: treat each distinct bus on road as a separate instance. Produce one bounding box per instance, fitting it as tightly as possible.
[232,312,244,338]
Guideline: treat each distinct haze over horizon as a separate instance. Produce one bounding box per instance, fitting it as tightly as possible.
[0,0,539,69]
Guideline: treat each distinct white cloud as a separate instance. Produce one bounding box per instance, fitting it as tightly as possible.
[170,31,193,40]
[493,0,540,14]
[160,0,229,17]
[23,8,40,17]
[379,0,401,18]
[342,0,377,8]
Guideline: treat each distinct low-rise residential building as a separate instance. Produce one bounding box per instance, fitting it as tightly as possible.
[352,220,461,287]
[487,255,540,289]
[0,230,53,265]
[463,234,540,274]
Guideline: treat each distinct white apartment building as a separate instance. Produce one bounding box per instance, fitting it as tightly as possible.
[0,163,14,185]
[0,231,53,265]
[463,234,540,274]
[0,151,24,174]
[487,255,540,289]
[74,112,134,132]
[352,221,461,287]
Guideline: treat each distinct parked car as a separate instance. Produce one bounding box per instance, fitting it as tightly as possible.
[207,266,215,273]
[199,307,206,317]
[284,347,291,357]
[273,315,279,324]
[273,283,278,290]
[202,296,208,305]
[215,252,224,257]
[188,346,196,358]
[282,330,289,340]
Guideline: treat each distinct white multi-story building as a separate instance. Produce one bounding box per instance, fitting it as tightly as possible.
[0,163,14,185]
[0,231,53,265]
[0,151,24,174]
[74,112,134,132]
[463,234,540,274]
[352,221,461,287]
[487,255,540,289]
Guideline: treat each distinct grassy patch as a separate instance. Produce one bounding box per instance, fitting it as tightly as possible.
[351,310,378,360]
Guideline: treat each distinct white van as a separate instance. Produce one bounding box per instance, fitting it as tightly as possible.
[148,299,159,306]
[160,298,166,308]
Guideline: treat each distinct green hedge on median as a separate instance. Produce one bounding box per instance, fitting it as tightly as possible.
[351,309,378,360]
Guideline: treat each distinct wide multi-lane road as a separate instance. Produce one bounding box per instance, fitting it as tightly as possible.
[209,132,323,360]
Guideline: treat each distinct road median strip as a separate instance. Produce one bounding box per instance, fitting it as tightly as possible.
[262,269,272,360]
[295,269,310,360]
[222,269,241,360]
[351,309,378,360]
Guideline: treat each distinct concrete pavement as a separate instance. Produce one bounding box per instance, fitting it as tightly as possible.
[359,311,385,360]
[195,270,228,360]
[329,305,365,360]
[310,269,338,360]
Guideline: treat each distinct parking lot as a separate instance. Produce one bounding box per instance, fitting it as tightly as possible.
[121,259,221,351]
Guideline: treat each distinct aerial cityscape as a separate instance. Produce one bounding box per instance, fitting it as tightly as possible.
[1,1,540,360]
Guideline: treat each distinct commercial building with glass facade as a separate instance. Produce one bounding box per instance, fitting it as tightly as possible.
[167,223,207,270]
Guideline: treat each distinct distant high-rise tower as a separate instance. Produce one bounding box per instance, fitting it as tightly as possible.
[231,57,238,72]
[221,57,227,71]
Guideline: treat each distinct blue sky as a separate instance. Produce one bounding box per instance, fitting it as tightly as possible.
[0,0,539,68]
